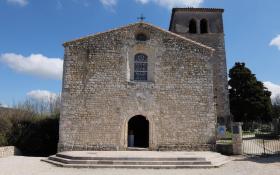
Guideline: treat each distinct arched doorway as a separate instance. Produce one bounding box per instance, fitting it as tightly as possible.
[128,115,149,148]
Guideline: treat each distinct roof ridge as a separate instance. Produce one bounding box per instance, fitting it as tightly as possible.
[63,22,139,46]
[63,22,214,52]
[172,7,224,12]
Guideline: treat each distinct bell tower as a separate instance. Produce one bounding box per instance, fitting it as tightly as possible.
[169,8,230,124]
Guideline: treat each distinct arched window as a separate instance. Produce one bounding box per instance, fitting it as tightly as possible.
[134,53,148,81]
[189,19,197,34]
[200,19,208,34]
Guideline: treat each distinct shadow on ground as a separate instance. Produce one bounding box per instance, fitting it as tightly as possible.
[234,155,280,164]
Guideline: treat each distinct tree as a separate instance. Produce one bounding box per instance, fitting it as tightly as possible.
[229,62,272,123]
[14,95,61,116]
[272,95,280,119]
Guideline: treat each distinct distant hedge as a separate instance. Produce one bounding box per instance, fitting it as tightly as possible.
[0,113,59,156]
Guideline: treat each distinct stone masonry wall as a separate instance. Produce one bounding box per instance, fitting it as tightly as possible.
[186,34,230,123]
[0,146,20,158]
[169,9,230,124]
[58,22,217,151]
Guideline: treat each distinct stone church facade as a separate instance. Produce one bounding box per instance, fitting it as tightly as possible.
[58,8,230,151]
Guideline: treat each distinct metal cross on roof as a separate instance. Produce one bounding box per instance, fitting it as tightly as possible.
[137,14,146,22]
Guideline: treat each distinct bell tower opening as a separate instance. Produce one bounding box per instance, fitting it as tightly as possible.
[189,19,197,34]
[128,115,149,148]
[200,19,208,34]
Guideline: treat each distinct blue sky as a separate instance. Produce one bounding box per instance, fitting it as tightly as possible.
[1,0,280,106]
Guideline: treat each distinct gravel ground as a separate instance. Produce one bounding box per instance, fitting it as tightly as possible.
[0,156,279,175]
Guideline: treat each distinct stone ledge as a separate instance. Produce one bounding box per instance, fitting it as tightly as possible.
[158,144,215,151]
[0,146,21,158]
[58,144,118,152]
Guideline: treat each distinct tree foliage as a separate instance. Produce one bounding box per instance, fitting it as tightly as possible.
[0,97,60,156]
[8,114,59,156]
[229,62,272,122]
[272,95,280,119]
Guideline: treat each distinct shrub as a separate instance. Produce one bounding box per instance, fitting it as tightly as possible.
[9,116,59,156]
[0,116,13,146]
[0,134,8,146]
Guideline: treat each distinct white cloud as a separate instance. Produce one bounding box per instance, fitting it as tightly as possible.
[135,0,203,8]
[136,0,149,4]
[7,0,28,6]
[99,0,203,9]
[0,53,63,80]
[270,35,280,50]
[100,0,117,7]
[0,103,9,108]
[27,90,58,102]
[264,81,280,99]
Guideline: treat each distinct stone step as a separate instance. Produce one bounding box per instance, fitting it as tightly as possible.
[42,159,220,169]
[205,154,232,163]
[209,156,232,166]
[49,155,212,165]
[42,151,232,169]
[127,147,149,151]
[55,153,206,161]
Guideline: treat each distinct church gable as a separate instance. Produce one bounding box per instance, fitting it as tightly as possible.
[63,22,214,57]
[62,22,215,86]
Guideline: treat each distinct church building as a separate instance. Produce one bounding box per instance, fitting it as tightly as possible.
[58,8,230,151]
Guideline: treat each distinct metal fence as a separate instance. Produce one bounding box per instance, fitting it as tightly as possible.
[242,122,280,156]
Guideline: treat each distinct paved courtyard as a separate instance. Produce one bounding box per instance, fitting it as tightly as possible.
[0,155,279,175]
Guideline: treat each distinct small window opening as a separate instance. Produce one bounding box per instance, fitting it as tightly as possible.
[136,33,148,41]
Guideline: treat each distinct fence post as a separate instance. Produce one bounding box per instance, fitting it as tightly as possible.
[232,122,243,155]
[262,138,266,155]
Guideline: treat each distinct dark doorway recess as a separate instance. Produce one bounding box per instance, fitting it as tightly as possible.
[189,19,197,34]
[128,115,149,148]
[200,19,208,34]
